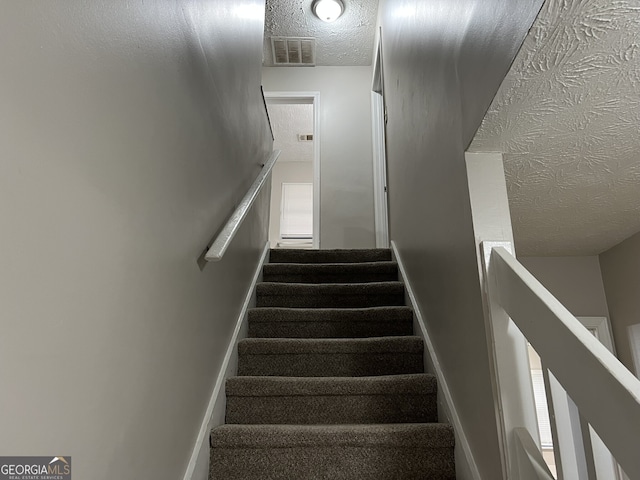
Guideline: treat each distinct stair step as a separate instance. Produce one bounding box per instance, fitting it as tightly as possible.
[237,336,424,377]
[210,248,455,479]
[270,248,391,264]
[210,423,455,479]
[248,306,414,338]
[263,261,398,283]
[225,374,437,424]
[256,281,405,308]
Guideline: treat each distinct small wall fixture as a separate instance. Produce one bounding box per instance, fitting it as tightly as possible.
[312,0,344,22]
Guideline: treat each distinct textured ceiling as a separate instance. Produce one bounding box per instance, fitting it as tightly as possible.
[263,0,379,66]
[469,0,640,256]
[267,103,314,162]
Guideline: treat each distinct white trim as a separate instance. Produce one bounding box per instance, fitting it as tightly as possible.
[391,241,482,480]
[182,242,270,480]
[577,316,616,356]
[264,91,321,249]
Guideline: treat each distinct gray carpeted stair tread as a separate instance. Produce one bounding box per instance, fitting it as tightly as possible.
[269,248,392,264]
[263,261,398,283]
[256,281,405,308]
[237,336,424,377]
[248,306,414,338]
[257,281,404,297]
[210,424,456,480]
[249,306,413,324]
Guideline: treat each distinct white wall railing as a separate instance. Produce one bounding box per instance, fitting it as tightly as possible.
[483,242,640,479]
[205,150,280,262]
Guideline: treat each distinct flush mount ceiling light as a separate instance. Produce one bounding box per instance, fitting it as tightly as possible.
[312,0,344,22]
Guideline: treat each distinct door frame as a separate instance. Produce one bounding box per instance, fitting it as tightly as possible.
[263,92,320,249]
[371,28,390,248]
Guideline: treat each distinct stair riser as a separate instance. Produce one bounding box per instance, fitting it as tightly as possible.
[210,447,455,479]
[237,353,424,377]
[226,394,437,424]
[256,293,405,308]
[248,321,413,338]
[270,249,392,264]
[262,272,398,283]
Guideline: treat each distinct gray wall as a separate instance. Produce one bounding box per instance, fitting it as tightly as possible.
[600,231,640,374]
[262,66,376,249]
[0,2,271,479]
[519,256,610,317]
[378,0,543,478]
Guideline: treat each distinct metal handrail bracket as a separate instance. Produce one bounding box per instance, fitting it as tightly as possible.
[205,150,281,262]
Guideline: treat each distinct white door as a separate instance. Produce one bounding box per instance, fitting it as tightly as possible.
[371,28,389,248]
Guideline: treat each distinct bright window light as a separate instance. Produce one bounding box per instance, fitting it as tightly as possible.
[280,183,313,240]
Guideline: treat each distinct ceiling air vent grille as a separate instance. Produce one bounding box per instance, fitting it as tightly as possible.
[271,37,315,66]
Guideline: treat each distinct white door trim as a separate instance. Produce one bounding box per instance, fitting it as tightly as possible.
[264,91,320,249]
[371,30,389,248]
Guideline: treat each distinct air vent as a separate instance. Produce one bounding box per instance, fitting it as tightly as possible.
[271,37,315,66]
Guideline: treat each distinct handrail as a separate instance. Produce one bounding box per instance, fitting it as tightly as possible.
[205,150,281,262]
[488,245,640,479]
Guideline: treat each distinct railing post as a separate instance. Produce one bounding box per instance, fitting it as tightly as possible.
[481,241,541,479]
[540,365,564,480]
[577,413,598,480]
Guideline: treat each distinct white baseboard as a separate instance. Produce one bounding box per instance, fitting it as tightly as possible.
[391,241,482,480]
[182,241,270,480]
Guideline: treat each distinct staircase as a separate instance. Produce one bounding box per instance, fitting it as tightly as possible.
[210,249,456,479]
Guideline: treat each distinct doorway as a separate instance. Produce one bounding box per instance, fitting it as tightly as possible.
[264,92,320,249]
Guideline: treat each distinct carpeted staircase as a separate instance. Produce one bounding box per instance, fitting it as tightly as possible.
[210,248,456,479]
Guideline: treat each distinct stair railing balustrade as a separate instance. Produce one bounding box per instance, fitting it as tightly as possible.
[482,242,640,480]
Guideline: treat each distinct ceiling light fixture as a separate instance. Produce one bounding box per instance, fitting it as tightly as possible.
[312,0,344,22]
